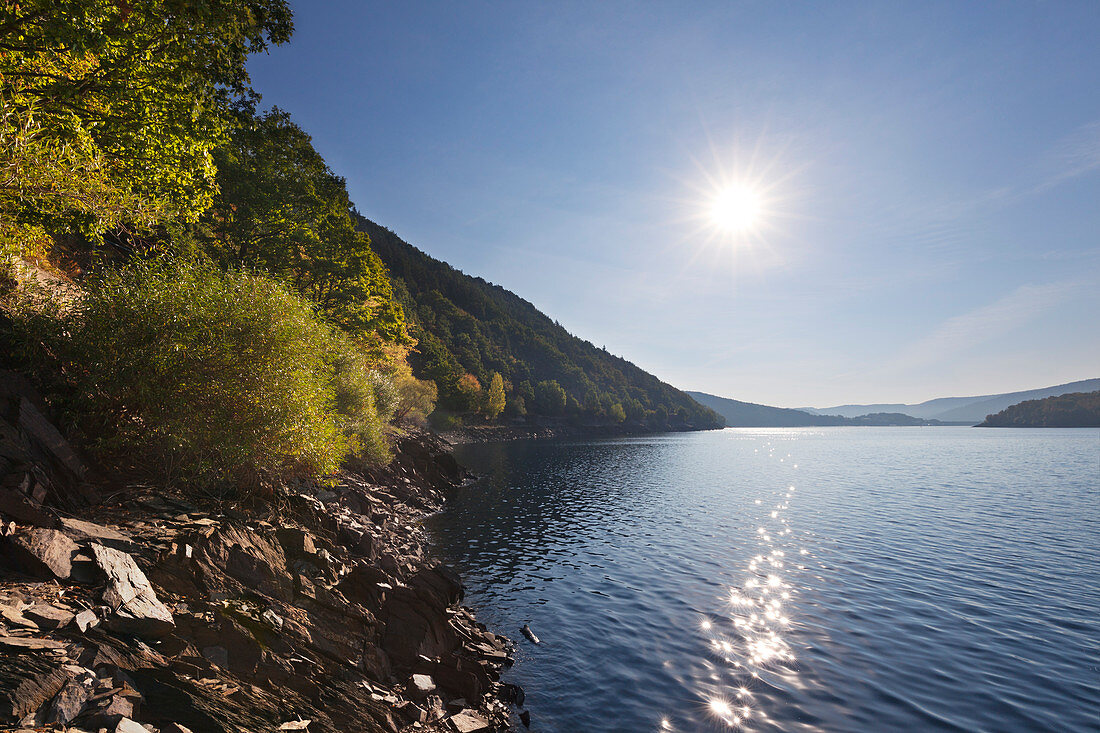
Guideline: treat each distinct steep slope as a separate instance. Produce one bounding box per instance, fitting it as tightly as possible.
[803,378,1100,422]
[977,390,1100,427]
[357,217,723,431]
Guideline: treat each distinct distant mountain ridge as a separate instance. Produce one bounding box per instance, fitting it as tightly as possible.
[800,378,1100,423]
[686,392,955,427]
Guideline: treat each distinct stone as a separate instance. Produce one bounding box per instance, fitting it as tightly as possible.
[0,635,65,652]
[449,710,490,732]
[74,608,100,632]
[409,673,436,698]
[4,528,77,579]
[201,645,229,669]
[193,524,293,602]
[45,678,93,725]
[85,693,134,727]
[277,721,311,730]
[396,701,427,723]
[0,655,69,720]
[91,544,175,638]
[0,602,38,629]
[0,488,58,528]
[115,717,152,733]
[15,396,86,479]
[23,604,74,630]
[275,527,316,557]
[500,683,525,706]
[59,517,133,550]
[162,724,195,733]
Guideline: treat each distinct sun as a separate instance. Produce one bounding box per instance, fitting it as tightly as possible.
[710,183,762,234]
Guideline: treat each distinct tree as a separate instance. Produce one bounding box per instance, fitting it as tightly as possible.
[455,373,483,413]
[202,109,409,347]
[534,380,567,415]
[486,372,506,420]
[0,0,293,254]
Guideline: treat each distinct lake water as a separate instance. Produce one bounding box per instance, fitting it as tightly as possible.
[426,427,1100,732]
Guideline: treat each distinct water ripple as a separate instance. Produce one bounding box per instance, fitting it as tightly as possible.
[428,427,1100,732]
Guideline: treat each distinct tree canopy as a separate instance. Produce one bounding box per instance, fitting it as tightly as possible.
[201,109,409,347]
[0,0,292,255]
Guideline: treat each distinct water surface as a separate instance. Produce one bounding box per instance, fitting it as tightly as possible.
[427,427,1100,732]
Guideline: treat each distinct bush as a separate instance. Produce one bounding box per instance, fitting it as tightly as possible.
[7,258,391,493]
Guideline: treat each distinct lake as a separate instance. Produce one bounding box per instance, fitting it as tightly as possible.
[426,427,1100,732]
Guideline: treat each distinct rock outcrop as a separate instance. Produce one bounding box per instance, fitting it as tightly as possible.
[0,372,520,732]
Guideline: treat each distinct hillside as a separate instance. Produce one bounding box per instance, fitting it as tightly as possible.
[802,378,1100,423]
[687,392,849,426]
[687,392,952,427]
[977,390,1100,427]
[357,217,723,431]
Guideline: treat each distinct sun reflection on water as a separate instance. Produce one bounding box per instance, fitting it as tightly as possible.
[690,438,807,730]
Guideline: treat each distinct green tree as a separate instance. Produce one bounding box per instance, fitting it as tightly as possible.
[0,0,292,254]
[534,379,567,415]
[486,371,506,419]
[202,109,408,346]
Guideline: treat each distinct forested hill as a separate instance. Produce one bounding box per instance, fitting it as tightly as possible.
[977,391,1100,427]
[356,217,724,431]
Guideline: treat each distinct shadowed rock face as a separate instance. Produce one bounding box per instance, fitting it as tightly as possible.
[0,376,519,733]
[3,528,76,580]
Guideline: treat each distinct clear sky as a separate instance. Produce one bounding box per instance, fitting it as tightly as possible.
[247,1,1100,408]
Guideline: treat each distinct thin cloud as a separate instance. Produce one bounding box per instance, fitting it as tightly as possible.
[883,281,1077,373]
[1034,120,1100,192]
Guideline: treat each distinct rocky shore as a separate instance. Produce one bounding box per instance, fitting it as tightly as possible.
[0,372,523,732]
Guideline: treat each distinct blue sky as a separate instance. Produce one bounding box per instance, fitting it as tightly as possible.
[247,1,1100,407]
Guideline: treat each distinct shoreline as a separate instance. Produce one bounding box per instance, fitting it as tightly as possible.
[0,375,520,732]
[439,422,721,445]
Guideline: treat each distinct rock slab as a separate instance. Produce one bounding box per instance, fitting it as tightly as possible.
[4,528,76,580]
[91,544,174,638]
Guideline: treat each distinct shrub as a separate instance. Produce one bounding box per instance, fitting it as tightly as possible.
[326,330,392,465]
[8,258,390,493]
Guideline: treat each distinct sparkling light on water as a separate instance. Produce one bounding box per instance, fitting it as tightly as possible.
[695,437,805,729]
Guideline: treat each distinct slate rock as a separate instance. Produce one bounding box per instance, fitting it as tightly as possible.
[0,635,65,652]
[74,608,99,632]
[0,488,58,529]
[409,673,436,698]
[59,517,133,550]
[45,678,92,725]
[91,544,175,638]
[84,693,134,728]
[0,654,69,721]
[23,604,74,630]
[162,724,195,733]
[450,709,490,732]
[4,528,76,579]
[193,524,293,602]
